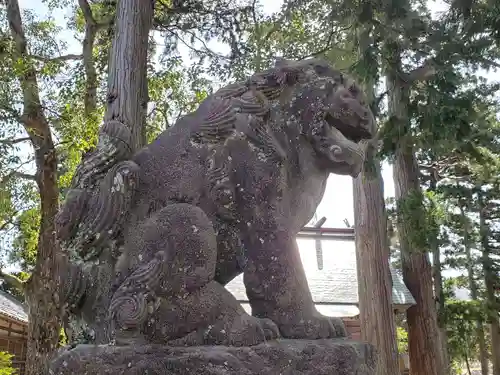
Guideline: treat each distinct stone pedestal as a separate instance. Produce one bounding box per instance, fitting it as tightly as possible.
[49,339,376,375]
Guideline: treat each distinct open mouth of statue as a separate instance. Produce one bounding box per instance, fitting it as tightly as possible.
[316,111,375,177]
[325,112,373,144]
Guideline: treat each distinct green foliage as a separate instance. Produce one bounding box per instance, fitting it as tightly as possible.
[147,58,211,140]
[58,327,67,347]
[396,326,409,353]
[0,351,17,375]
[445,298,485,365]
[11,208,40,272]
[395,189,429,251]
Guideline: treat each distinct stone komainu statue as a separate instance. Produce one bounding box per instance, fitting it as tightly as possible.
[56,58,375,347]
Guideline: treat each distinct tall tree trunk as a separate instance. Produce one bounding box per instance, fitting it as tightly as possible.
[464,353,472,375]
[353,152,400,375]
[431,231,450,374]
[490,322,500,375]
[79,0,154,345]
[387,63,443,375]
[104,0,154,151]
[461,204,489,375]
[78,0,102,122]
[6,1,62,374]
[392,146,443,375]
[429,176,450,373]
[479,197,500,375]
[352,22,399,375]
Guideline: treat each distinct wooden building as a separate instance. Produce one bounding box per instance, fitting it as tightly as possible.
[0,290,28,375]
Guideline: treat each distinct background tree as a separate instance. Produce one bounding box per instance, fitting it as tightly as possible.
[2,1,65,373]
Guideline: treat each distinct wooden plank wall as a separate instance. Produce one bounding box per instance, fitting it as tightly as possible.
[0,315,27,375]
[341,316,361,340]
[341,316,410,375]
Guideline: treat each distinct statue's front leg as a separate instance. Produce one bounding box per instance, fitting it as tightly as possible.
[242,228,346,339]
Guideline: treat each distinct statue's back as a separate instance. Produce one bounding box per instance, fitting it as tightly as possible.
[131,112,211,210]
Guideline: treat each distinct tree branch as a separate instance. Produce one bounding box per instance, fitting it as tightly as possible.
[0,270,26,292]
[298,21,353,61]
[31,53,83,63]
[0,212,18,231]
[406,60,437,83]
[370,90,388,118]
[13,171,36,181]
[164,28,228,60]
[6,0,49,136]
[78,0,97,26]
[0,136,30,145]
[78,0,100,118]
[475,56,500,69]
[0,171,37,185]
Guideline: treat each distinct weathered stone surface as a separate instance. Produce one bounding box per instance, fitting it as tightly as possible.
[56,58,376,349]
[50,339,376,375]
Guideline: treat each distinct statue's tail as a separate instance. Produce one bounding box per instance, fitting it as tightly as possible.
[56,120,140,262]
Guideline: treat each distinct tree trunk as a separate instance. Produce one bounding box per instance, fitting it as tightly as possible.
[462,205,489,375]
[387,70,443,375]
[479,199,500,375]
[490,322,500,375]
[6,1,62,374]
[429,176,449,373]
[353,152,400,375]
[432,237,450,374]
[104,0,154,151]
[464,353,472,375]
[392,147,443,375]
[352,22,399,375]
[78,0,101,122]
[74,0,154,345]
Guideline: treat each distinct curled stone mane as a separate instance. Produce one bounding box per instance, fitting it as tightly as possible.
[189,58,365,220]
[56,120,140,265]
[193,57,364,150]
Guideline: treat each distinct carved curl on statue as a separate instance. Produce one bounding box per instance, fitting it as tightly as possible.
[56,58,376,348]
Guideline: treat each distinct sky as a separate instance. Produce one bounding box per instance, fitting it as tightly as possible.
[14,0,498,289]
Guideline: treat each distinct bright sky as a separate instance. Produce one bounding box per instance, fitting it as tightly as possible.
[15,0,497,289]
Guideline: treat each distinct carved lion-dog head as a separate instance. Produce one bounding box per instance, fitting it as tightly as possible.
[269,58,376,177]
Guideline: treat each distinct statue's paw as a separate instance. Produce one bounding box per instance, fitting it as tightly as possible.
[256,316,281,341]
[276,312,346,339]
[204,313,280,346]
[228,314,280,346]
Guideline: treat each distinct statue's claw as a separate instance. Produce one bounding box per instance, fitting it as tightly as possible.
[258,317,281,341]
[227,315,280,346]
[270,312,347,340]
